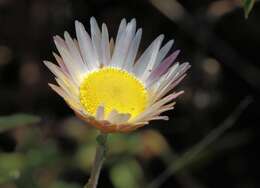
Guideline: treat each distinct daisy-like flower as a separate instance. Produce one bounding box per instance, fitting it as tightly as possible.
[44,17,190,133]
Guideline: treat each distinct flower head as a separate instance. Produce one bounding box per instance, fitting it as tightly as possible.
[44,17,190,133]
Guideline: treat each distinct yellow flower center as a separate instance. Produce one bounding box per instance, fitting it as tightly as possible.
[79,67,148,118]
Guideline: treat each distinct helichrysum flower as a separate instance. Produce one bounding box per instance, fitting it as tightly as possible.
[44,17,190,133]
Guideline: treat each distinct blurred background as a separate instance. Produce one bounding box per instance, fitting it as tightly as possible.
[0,0,260,188]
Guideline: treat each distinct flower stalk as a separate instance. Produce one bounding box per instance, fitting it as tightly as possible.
[84,133,108,188]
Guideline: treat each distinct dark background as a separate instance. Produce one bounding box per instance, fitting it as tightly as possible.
[0,0,260,188]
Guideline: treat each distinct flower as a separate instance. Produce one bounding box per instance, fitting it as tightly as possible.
[44,17,190,133]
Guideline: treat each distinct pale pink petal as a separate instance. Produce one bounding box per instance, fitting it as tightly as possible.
[147,50,180,86]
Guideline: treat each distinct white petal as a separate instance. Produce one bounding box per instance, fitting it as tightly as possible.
[153,40,174,70]
[107,109,131,124]
[43,61,76,87]
[107,109,118,122]
[49,83,68,99]
[54,36,83,84]
[73,39,80,52]
[117,19,137,68]
[101,23,111,66]
[123,28,142,71]
[113,113,131,124]
[110,19,127,66]
[110,38,115,54]
[131,92,181,123]
[116,113,131,124]
[49,84,82,111]
[146,50,180,88]
[52,52,68,74]
[151,67,187,102]
[147,116,169,121]
[155,62,190,99]
[64,31,88,73]
[150,62,183,92]
[149,92,181,111]
[114,19,127,48]
[140,35,164,81]
[75,20,98,70]
[133,35,164,79]
[90,17,102,66]
[155,74,187,101]
[55,77,79,101]
[96,105,105,120]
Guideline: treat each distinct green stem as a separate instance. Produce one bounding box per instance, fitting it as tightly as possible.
[84,133,108,188]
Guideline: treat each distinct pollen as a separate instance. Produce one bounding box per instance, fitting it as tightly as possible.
[79,67,148,118]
